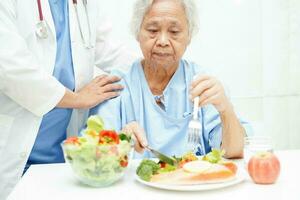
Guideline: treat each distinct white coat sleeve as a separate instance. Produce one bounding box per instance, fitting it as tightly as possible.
[0,1,66,117]
[93,7,138,75]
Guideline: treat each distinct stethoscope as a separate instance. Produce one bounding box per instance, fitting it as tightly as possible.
[35,0,93,49]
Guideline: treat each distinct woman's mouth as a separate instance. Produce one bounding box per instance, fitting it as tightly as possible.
[152,52,172,58]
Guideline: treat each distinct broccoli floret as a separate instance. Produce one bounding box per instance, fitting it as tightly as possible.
[136,159,160,181]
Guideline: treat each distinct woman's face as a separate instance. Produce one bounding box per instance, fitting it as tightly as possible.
[138,0,190,69]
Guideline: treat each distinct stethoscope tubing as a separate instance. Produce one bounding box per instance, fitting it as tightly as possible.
[36,0,92,48]
[73,3,85,44]
[37,0,44,21]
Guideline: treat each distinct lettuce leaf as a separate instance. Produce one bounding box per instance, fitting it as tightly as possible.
[202,149,225,163]
[86,115,104,133]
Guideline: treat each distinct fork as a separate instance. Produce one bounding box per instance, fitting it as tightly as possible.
[187,96,206,155]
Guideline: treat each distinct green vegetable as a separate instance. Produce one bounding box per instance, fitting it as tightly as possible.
[119,133,131,142]
[172,155,183,163]
[136,165,153,181]
[158,164,176,173]
[136,159,160,181]
[62,116,133,187]
[86,115,104,132]
[202,149,225,163]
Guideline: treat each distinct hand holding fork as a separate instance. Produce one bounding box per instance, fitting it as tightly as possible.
[186,96,206,155]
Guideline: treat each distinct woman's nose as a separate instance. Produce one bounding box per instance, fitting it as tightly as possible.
[157,33,170,47]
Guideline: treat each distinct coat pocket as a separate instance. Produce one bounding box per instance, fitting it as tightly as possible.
[0,115,15,153]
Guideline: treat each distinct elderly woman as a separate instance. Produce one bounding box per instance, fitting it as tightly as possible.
[90,0,251,158]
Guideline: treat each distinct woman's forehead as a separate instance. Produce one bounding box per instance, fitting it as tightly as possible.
[143,18,183,26]
[143,1,187,25]
[146,0,186,18]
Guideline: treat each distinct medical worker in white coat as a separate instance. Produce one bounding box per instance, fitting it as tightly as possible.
[0,0,136,199]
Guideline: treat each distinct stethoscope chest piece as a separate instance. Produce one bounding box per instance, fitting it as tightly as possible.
[35,0,92,47]
[35,20,48,39]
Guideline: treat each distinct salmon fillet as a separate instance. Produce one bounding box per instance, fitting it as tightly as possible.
[150,162,237,185]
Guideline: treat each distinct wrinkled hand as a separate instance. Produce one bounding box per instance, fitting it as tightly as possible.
[121,121,148,153]
[76,75,123,109]
[190,75,231,114]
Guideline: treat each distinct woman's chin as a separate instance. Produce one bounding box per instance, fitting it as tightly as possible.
[148,59,179,69]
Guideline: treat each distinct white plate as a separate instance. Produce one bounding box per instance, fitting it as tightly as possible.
[135,168,246,191]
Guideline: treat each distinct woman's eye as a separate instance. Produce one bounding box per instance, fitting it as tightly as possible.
[170,30,179,34]
[148,29,158,33]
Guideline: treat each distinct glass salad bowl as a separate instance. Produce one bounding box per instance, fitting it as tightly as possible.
[62,116,132,187]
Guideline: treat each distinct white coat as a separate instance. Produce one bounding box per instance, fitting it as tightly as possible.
[0,0,136,199]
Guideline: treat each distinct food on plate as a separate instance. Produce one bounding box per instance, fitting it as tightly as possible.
[136,149,238,185]
[177,152,198,168]
[248,151,280,184]
[136,160,161,181]
[202,149,225,163]
[62,115,132,187]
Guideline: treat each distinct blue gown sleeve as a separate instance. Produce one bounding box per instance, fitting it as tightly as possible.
[202,105,253,152]
[202,105,222,151]
[89,69,132,131]
[89,96,122,131]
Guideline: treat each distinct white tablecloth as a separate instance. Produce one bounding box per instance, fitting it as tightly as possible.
[8,150,299,200]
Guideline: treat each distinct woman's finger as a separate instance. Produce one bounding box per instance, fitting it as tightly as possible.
[190,79,215,99]
[121,122,148,153]
[127,129,144,153]
[200,93,219,107]
[133,126,148,148]
[121,126,132,135]
[190,75,211,89]
[199,85,218,105]
[134,139,145,153]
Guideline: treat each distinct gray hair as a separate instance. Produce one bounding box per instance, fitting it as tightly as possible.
[131,0,199,39]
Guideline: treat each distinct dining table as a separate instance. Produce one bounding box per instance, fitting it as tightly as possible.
[7,150,299,200]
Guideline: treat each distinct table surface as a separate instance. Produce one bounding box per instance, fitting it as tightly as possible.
[8,150,300,200]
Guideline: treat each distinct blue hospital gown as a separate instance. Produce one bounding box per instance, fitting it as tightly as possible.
[90,59,252,158]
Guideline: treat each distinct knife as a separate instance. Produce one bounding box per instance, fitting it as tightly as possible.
[145,146,177,166]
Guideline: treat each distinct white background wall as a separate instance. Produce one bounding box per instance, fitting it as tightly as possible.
[99,0,300,150]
